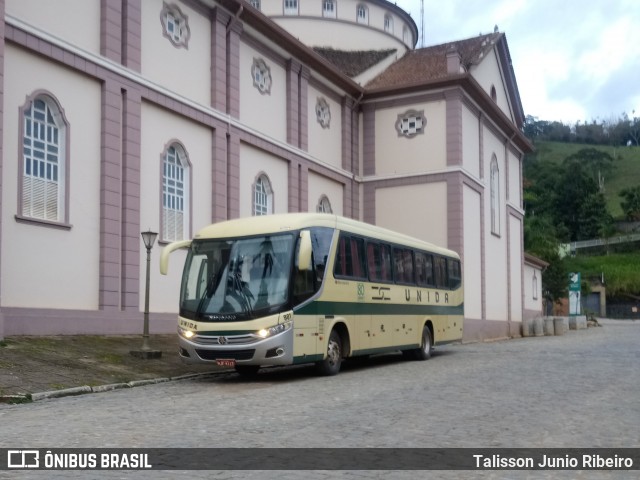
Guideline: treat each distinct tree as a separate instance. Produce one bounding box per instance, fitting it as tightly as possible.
[577,192,612,240]
[619,186,640,221]
[624,111,640,146]
[563,148,615,190]
[554,164,602,241]
[524,215,567,309]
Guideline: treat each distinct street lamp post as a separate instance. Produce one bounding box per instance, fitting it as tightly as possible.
[130,230,162,359]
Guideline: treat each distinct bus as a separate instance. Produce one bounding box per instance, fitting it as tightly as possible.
[160,213,463,376]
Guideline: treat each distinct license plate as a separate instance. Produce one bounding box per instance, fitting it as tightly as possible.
[216,359,236,367]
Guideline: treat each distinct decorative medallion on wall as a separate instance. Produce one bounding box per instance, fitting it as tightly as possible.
[252,58,272,95]
[316,97,331,129]
[395,109,426,138]
[161,3,190,48]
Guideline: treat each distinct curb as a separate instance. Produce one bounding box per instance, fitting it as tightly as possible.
[31,386,92,402]
[1,371,226,404]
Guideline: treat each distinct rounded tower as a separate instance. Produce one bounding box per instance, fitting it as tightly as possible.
[250,0,418,54]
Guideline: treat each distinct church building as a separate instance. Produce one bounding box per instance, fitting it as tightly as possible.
[0,0,540,341]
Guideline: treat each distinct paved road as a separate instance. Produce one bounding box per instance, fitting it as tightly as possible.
[1,319,638,479]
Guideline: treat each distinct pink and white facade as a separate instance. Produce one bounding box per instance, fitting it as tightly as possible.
[0,0,537,341]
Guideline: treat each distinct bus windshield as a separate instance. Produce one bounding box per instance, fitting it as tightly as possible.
[180,233,295,321]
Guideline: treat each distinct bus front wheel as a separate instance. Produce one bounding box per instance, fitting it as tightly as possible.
[315,330,342,376]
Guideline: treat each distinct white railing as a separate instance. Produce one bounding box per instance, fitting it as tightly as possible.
[563,233,640,253]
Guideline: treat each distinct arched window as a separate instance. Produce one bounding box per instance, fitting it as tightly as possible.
[323,0,336,18]
[317,195,332,213]
[532,272,539,300]
[356,4,368,24]
[402,26,411,45]
[284,0,298,15]
[384,14,393,33]
[20,93,68,223]
[162,142,190,242]
[490,156,500,235]
[254,174,273,216]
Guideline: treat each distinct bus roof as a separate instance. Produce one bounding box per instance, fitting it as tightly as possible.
[193,213,459,259]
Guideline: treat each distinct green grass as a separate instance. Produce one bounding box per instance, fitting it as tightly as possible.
[565,252,640,296]
[530,141,640,218]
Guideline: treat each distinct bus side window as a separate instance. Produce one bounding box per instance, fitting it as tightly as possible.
[415,251,434,287]
[448,258,461,289]
[334,234,365,279]
[367,242,392,283]
[393,247,414,285]
[311,227,333,283]
[294,227,334,303]
[434,256,448,289]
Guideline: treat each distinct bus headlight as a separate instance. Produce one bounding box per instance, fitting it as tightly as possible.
[257,321,292,339]
[178,327,196,339]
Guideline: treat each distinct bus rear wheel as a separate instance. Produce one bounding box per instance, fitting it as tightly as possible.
[404,325,432,361]
[315,329,342,376]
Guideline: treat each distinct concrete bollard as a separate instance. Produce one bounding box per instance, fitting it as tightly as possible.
[569,315,587,330]
[577,316,587,329]
[554,317,567,335]
[544,317,555,336]
[522,318,531,337]
[533,317,544,337]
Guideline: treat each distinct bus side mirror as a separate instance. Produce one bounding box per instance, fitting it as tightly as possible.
[160,239,192,275]
[298,230,313,271]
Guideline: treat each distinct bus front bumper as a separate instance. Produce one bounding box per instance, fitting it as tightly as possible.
[177,328,294,367]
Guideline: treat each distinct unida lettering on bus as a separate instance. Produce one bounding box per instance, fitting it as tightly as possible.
[404,289,449,304]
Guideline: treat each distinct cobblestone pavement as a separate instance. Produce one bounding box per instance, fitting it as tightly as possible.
[0,319,638,480]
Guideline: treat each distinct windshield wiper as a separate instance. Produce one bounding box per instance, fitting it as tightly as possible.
[230,272,254,317]
[195,270,224,317]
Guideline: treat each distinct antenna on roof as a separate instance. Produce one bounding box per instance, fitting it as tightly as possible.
[420,0,425,48]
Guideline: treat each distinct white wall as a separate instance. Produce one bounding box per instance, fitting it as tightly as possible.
[139,102,213,313]
[509,215,523,322]
[483,127,508,321]
[239,143,289,217]
[274,18,409,52]
[462,106,480,178]
[239,42,287,143]
[307,86,343,170]
[463,186,482,319]
[508,149,522,207]
[524,262,543,314]
[375,182,448,247]
[141,0,211,106]
[472,49,513,122]
[6,0,100,55]
[375,100,446,176]
[2,46,101,309]
[308,171,344,215]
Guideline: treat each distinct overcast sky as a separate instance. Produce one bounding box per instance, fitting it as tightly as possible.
[395,0,640,124]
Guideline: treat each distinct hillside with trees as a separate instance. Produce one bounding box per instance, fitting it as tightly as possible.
[522,114,640,315]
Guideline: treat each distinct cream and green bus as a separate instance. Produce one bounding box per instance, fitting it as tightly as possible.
[160,213,463,376]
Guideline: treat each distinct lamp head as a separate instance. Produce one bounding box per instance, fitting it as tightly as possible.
[141,230,158,250]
